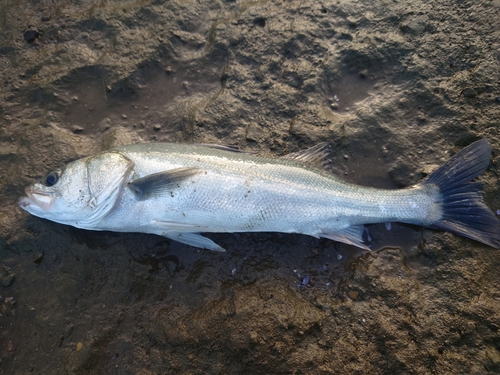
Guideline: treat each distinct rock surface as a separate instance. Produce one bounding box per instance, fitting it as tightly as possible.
[0,0,499,373]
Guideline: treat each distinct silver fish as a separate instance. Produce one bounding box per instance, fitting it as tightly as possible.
[18,140,500,251]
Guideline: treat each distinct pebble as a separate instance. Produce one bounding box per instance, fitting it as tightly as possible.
[72,126,84,134]
[1,274,15,287]
[23,29,39,43]
[301,276,311,286]
[463,87,477,98]
[153,124,161,131]
[1,267,15,287]
[33,253,44,264]
[348,290,359,300]
[76,342,83,351]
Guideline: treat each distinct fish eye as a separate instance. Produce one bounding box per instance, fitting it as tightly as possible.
[44,170,60,186]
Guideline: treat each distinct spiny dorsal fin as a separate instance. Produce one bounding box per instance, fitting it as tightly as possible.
[194,143,251,153]
[280,142,333,170]
[128,167,201,200]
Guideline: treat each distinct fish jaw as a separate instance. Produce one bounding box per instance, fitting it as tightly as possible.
[19,187,55,212]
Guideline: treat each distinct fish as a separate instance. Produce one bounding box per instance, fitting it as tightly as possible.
[18,139,500,251]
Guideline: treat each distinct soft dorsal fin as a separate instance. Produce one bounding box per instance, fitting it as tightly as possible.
[280,142,332,170]
[128,167,201,200]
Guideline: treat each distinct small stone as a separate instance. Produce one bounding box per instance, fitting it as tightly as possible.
[348,290,359,300]
[376,295,383,301]
[438,346,444,354]
[72,126,83,134]
[495,96,500,103]
[1,274,15,287]
[41,16,50,22]
[166,260,177,275]
[463,87,477,98]
[76,342,83,351]
[153,124,161,131]
[121,114,127,119]
[23,29,39,43]
[99,118,111,132]
[33,253,44,264]
[417,114,426,122]
[1,267,15,287]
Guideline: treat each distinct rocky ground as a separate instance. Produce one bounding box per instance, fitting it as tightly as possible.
[1,0,499,374]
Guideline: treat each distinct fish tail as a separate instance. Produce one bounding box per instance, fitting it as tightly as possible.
[423,139,500,248]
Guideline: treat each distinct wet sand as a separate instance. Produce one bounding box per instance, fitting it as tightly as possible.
[1,0,499,373]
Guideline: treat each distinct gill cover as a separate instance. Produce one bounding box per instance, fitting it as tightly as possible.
[75,151,134,228]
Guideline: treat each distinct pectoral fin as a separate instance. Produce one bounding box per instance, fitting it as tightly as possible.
[128,167,201,200]
[319,225,371,250]
[163,232,226,252]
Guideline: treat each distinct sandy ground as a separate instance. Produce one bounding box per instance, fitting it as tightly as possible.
[1,0,500,374]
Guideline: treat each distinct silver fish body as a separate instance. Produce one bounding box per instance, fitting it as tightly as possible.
[19,140,500,251]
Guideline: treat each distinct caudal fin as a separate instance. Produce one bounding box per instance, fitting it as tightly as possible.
[423,139,500,248]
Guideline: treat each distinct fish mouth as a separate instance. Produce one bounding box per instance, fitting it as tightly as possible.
[19,187,54,211]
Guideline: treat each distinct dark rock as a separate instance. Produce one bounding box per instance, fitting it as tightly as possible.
[1,266,15,287]
[33,253,44,264]
[463,87,477,98]
[253,17,266,28]
[23,29,39,43]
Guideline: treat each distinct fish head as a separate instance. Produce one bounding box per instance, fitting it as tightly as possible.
[19,151,134,228]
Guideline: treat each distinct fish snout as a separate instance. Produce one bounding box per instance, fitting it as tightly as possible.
[21,187,55,210]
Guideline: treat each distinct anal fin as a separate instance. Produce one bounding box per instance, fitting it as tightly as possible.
[319,225,370,250]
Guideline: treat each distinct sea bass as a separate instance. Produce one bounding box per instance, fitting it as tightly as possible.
[19,140,500,251]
